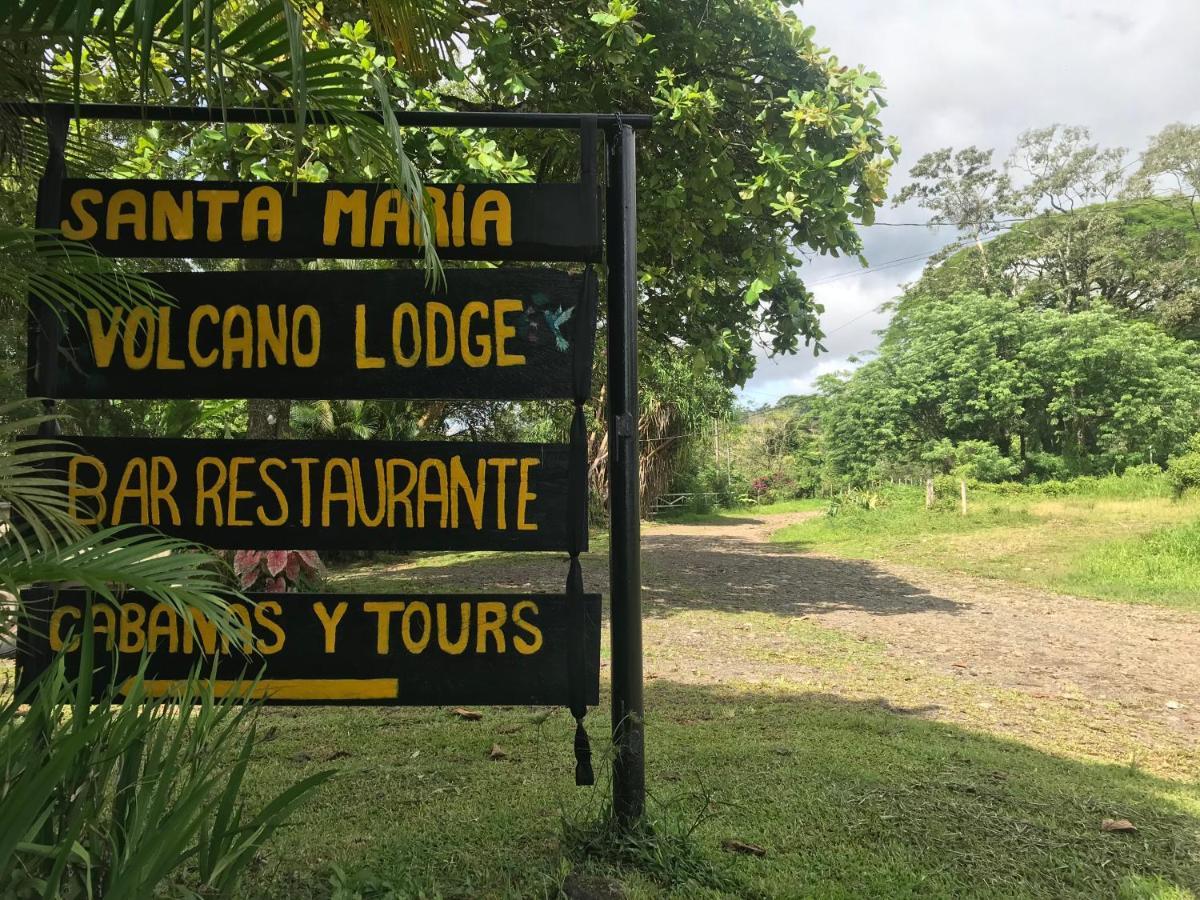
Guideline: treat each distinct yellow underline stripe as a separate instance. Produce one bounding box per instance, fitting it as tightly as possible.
[123,678,400,701]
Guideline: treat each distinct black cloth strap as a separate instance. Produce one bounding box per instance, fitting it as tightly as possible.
[564,265,596,786]
[566,554,593,786]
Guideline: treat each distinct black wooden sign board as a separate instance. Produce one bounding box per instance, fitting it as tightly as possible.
[56,179,601,261]
[35,268,597,400]
[19,591,601,706]
[59,436,580,552]
[8,103,641,802]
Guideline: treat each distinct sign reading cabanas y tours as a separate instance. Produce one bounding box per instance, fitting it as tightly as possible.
[27,591,601,707]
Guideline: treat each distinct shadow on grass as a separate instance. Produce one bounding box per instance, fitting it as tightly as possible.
[639,533,962,619]
[242,682,1199,899]
[331,533,964,622]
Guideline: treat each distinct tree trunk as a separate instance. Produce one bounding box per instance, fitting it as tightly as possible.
[246,398,292,440]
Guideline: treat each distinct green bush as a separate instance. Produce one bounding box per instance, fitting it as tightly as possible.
[921,439,1020,483]
[2,661,332,898]
[1167,451,1200,498]
[1122,463,1163,481]
[974,481,1027,495]
[1031,478,1076,496]
[1026,452,1073,482]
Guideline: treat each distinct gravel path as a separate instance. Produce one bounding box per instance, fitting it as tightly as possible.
[644,512,1200,742]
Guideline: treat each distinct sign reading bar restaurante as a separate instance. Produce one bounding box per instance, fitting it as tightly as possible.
[60,436,577,552]
[37,269,597,400]
[28,591,601,707]
[56,178,601,260]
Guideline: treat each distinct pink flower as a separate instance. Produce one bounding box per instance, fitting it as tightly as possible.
[265,550,289,577]
[295,550,322,570]
[284,554,301,583]
[233,549,263,575]
[264,576,286,593]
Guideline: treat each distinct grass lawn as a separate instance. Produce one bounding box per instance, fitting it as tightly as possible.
[771,487,1200,610]
[235,542,1200,898]
[243,685,1200,899]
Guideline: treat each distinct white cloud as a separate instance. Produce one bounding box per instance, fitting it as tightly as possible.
[740,0,1200,405]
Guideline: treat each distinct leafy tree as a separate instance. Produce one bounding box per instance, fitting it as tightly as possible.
[1166,433,1200,498]
[818,292,1029,482]
[920,439,1021,483]
[1022,305,1200,471]
[1004,125,1126,215]
[901,199,1200,336]
[462,0,899,384]
[1127,122,1200,232]
[819,293,1200,482]
[893,146,1011,276]
[894,124,1200,336]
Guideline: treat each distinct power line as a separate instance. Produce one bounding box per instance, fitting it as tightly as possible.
[824,304,889,336]
[809,250,937,286]
[805,193,1191,287]
[867,192,1191,228]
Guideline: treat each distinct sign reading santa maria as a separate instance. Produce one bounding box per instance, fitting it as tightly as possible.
[36,269,596,400]
[60,437,579,552]
[21,591,601,706]
[56,179,600,261]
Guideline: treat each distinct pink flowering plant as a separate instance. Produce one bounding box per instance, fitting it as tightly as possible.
[232,550,324,592]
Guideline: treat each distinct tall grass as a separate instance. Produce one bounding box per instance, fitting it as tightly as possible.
[768,474,1200,609]
[772,485,1035,554]
[1062,519,1200,608]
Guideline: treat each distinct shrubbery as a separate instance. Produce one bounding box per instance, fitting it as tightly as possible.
[1166,435,1200,498]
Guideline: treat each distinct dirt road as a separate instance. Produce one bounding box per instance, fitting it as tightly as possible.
[642,511,1200,761]
[355,509,1198,771]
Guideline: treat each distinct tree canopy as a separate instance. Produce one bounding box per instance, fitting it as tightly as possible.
[460,0,899,383]
[814,122,1200,485]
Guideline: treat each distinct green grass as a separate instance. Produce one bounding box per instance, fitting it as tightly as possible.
[771,485,1200,610]
[239,683,1200,899]
[1060,518,1200,608]
[229,533,1200,898]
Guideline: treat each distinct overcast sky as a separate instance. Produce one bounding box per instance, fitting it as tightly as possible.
[737,0,1200,407]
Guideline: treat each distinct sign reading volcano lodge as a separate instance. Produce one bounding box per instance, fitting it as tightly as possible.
[39,269,596,400]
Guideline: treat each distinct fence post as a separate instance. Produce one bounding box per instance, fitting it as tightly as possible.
[960,479,968,516]
[925,478,935,509]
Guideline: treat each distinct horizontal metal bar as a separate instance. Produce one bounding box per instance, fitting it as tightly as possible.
[1,101,652,130]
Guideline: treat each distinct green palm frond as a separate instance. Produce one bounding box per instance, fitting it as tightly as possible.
[0,406,85,558]
[0,525,242,629]
[1,0,471,282]
[366,0,470,81]
[0,225,169,327]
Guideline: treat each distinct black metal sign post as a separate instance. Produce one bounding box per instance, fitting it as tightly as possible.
[606,123,644,823]
[11,101,648,826]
